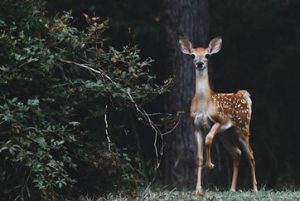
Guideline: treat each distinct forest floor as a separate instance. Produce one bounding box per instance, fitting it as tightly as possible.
[76,188,300,201]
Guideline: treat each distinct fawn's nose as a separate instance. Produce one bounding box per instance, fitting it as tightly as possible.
[196,62,205,70]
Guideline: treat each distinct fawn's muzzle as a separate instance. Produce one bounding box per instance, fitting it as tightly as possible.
[196,62,205,70]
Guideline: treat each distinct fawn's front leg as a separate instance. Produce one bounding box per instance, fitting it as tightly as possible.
[195,130,204,196]
[205,122,221,169]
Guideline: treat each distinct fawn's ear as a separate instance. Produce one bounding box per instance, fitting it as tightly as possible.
[207,36,222,54]
[179,38,193,55]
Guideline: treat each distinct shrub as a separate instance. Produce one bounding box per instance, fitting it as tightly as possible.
[0,1,169,200]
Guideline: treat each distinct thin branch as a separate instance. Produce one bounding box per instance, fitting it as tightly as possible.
[60,59,114,83]
[104,105,111,151]
[146,112,170,116]
[161,118,180,136]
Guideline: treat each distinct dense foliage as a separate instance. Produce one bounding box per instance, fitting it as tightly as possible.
[0,0,169,200]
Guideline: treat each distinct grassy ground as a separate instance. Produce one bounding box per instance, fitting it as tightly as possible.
[77,188,300,201]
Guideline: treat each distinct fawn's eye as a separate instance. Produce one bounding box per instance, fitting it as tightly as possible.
[191,54,195,59]
[205,54,210,59]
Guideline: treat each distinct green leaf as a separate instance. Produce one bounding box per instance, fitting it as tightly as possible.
[27,98,39,106]
[35,137,46,146]
[68,121,80,126]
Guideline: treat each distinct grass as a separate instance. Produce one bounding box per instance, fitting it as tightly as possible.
[76,188,300,201]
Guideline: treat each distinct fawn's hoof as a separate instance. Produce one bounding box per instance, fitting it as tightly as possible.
[205,162,215,170]
[195,189,204,197]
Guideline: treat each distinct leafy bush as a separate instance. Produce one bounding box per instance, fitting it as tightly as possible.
[0,0,169,200]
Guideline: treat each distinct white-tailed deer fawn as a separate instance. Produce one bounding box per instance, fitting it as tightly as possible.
[179,37,258,196]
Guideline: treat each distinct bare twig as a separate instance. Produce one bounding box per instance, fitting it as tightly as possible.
[161,119,180,136]
[60,59,114,83]
[104,105,111,151]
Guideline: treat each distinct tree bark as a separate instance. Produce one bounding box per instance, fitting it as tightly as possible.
[160,0,209,187]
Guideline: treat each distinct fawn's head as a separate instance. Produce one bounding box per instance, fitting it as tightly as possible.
[179,37,222,72]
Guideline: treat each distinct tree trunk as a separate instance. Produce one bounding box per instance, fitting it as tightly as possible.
[160,0,209,187]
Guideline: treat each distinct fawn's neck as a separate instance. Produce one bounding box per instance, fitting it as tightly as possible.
[195,69,212,109]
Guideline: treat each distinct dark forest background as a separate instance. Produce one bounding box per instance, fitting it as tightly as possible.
[1,0,300,200]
